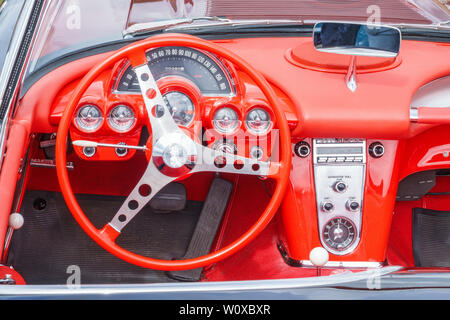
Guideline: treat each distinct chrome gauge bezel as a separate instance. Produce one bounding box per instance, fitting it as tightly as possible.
[162,91,196,127]
[322,216,357,253]
[245,107,272,135]
[212,107,240,134]
[74,104,104,133]
[107,104,136,132]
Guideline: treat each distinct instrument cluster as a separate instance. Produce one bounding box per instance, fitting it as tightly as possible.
[69,46,278,162]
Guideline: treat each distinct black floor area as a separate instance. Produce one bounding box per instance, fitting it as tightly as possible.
[8,190,203,285]
[413,208,450,267]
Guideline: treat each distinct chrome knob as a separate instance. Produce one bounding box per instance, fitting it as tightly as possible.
[321,201,335,213]
[333,181,347,193]
[369,142,384,158]
[346,200,360,212]
[83,146,96,158]
[294,141,311,158]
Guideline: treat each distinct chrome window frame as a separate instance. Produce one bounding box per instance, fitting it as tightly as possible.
[0,0,47,171]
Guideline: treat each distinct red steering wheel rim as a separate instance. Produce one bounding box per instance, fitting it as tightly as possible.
[56,34,292,271]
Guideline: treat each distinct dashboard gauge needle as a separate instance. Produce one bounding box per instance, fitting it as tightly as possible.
[72,140,147,151]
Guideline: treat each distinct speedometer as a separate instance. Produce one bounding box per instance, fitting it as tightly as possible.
[115,46,234,95]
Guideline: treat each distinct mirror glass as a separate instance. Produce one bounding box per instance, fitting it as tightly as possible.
[313,22,401,58]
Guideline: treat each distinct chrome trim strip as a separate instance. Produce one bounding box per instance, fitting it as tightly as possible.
[410,107,418,122]
[29,159,74,170]
[297,260,384,269]
[0,266,402,296]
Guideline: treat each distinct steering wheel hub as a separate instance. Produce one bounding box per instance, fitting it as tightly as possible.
[163,144,187,168]
[152,132,197,177]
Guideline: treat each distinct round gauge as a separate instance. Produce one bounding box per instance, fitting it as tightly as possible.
[75,105,103,132]
[162,91,195,126]
[213,107,240,134]
[108,105,135,132]
[322,217,356,252]
[116,46,233,95]
[245,108,272,134]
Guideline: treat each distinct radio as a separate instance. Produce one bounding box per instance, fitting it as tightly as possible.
[312,139,366,256]
[313,138,366,164]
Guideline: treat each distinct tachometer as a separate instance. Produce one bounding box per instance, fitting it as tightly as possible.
[162,91,195,127]
[115,46,234,95]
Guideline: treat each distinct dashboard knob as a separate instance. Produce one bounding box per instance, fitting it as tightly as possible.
[321,201,335,213]
[333,181,347,193]
[369,142,384,158]
[309,247,329,267]
[82,146,96,158]
[294,141,311,158]
[346,200,360,212]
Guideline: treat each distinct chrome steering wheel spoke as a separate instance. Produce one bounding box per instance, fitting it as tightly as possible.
[192,143,272,177]
[107,61,183,234]
[133,63,183,141]
[108,161,176,232]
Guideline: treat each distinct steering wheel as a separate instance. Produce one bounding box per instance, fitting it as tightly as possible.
[56,34,292,271]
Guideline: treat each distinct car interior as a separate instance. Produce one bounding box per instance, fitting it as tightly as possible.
[0,0,449,286]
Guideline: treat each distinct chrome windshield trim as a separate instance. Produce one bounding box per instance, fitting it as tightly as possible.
[123,18,304,37]
[0,0,47,170]
[0,0,36,169]
[0,1,7,13]
[0,266,402,296]
[123,17,232,37]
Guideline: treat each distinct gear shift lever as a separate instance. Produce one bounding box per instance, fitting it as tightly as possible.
[309,247,329,276]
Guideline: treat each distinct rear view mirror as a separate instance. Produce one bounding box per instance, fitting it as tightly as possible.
[313,22,401,58]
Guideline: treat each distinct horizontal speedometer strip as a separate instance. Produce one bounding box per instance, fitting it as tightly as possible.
[115,46,234,95]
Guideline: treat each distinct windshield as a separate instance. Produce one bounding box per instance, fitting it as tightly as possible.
[26,0,450,75]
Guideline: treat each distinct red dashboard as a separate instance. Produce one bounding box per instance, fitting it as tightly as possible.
[46,45,294,163]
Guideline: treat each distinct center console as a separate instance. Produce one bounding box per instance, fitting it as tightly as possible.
[280,137,399,267]
[313,139,366,255]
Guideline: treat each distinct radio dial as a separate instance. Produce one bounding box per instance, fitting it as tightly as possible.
[321,201,335,213]
[294,141,311,158]
[333,181,347,193]
[369,142,385,158]
[346,200,360,212]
